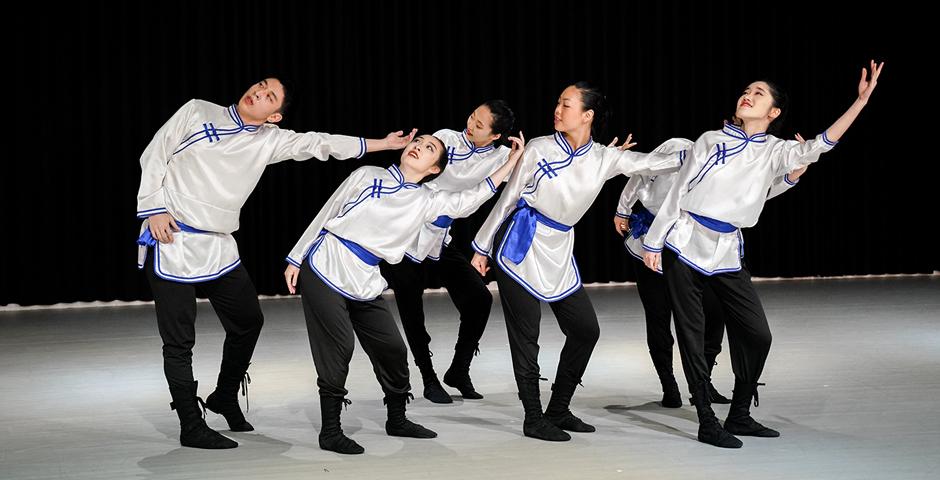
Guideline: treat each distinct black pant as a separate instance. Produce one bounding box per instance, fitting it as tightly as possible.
[380,243,492,380]
[662,249,772,393]
[632,257,725,377]
[145,256,264,391]
[492,221,600,389]
[298,263,411,398]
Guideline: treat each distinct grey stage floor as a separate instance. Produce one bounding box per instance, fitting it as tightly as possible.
[1,277,938,479]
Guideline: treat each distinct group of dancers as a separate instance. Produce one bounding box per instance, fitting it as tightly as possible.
[136,61,883,453]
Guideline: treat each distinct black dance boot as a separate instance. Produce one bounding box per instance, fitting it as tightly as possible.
[384,393,437,438]
[443,342,483,399]
[205,360,254,431]
[417,350,453,404]
[691,381,742,448]
[518,380,570,441]
[318,396,364,454]
[544,380,595,432]
[650,352,682,408]
[723,381,779,437]
[703,355,730,404]
[170,380,238,449]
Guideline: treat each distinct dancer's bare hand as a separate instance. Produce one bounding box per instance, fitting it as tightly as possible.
[285,265,300,294]
[643,251,661,272]
[607,133,636,151]
[613,215,629,237]
[148,213,180,244]
[858,60,885,103]
[471,253,490,276]
[507,131,526,165]
[383,128,418,150]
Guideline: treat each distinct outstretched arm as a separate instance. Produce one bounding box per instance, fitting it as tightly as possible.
[825,60,884,143]
[366,128,418,153]
[270,128,417,164]
[431,133,526,220]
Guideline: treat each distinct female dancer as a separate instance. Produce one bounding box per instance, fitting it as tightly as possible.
[471,82,688,441]
[381,100,516,403]
[285,131,524,454]
[642,62,884,448]
[615,138,808,408]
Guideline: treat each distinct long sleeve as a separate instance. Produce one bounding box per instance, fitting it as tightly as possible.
[492,147,512,183]
[427,177,499,221]
[602,140,687,178]
[286,169,366,266]
[643,135,708,252]
[771,131,838,175]
[136,100,197,218]
[268,130,366,165]
[471,146,537,256]
[616,175,643,218]
[767,173,798,200]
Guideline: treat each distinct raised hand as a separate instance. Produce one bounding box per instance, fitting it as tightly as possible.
[858,60,885,103]
[507,131,526,164]
[607,133,636,151]
[384,128,418,150]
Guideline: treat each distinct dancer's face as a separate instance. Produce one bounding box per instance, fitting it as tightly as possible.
[238,78,285,124]
[734,81,780,125]
[400,135,445,177]
[553,85,593,134]
[465,104,499,146]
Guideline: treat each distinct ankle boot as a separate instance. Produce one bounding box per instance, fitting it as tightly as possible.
[318,396,364,454]
[544,380,594,432]
[724,381,779,437]
[650,353,682,408]
[170,380,238,449]
[384,392,437,438]
[205,361,254,431]
[443,343,483,399]
[518,380,570,441]
[690,381,741,448]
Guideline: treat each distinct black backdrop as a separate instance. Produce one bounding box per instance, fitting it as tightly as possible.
[6,2,933,306]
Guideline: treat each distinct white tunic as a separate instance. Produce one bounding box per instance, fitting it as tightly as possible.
[643,123,836,275]
[287,165,499,301]
[406,128,511,262]
[135,99,365,282]
[472,132,687,302]
[617,138,799,270]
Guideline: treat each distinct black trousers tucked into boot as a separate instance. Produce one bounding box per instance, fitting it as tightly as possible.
[632,256,727,403]
[380,242,492,385]
[491,220,600,427]
[663,248,774,441]
[146,255,263,442]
